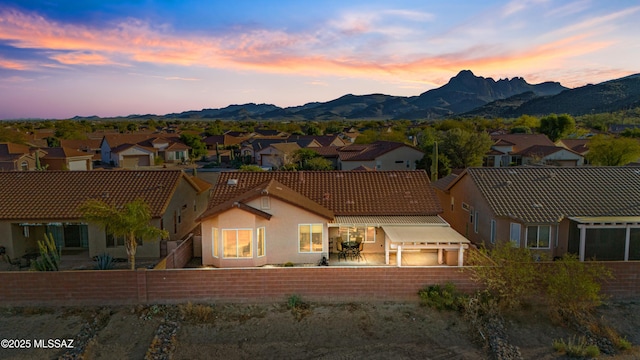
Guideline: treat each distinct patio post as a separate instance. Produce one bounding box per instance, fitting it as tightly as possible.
[396,245,402,267]
[437,248,443,264]
[457,244,465,266]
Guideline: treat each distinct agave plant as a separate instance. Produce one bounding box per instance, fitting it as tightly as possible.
[94,253,115,270]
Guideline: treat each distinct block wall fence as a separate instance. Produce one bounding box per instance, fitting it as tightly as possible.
[0,262,638,307]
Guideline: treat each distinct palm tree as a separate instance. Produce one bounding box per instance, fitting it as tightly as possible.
[78,198,169,270]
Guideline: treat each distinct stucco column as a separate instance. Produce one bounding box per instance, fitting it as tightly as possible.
[438,248,443,264]
[397,245,402,267]
[458,244,464,267]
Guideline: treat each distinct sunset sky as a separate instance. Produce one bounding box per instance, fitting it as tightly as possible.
[0,0,638,119]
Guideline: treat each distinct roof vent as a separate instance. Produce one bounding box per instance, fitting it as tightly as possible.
[503,180,512,186]
[532,203,543,208]
[227,179,238,186]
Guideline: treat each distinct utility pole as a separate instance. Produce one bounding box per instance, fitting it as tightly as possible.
[431,141,438,182]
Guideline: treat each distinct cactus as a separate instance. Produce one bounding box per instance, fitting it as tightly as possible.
[32,233,61,271]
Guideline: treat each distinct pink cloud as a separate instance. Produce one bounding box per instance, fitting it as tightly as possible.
[0,57,29,70]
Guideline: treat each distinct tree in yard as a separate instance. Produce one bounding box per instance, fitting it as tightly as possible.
[585,134,640,166]
[302,157,333,170]
[78,198,169,270]
[180,133,208,160]
[539,113,576,141]
[439,128,493,169]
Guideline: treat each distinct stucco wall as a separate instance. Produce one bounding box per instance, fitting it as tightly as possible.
[201,196,330,267]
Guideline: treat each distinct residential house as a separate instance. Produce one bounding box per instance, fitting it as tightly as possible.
[40,147,95,171]
[485,134,555,167]
[512,145,584,166]
[256,142,301,169]
[60,139,103,165]
[433,166,640,262]
[0,170,211,261]
[556,138,590,164]
[199,170,469,268]
[337,141,424,171]
[0,143,46,171]
[100,134,191,168]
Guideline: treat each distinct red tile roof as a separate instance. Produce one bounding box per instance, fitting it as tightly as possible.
[0,170,190,220]
[203,179,334,220]
[206,170,441,217]
[491,134,555,152]
[338,141,422,161]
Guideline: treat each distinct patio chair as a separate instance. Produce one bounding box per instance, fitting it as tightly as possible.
[352,240,364,262]
[337,241,348,261]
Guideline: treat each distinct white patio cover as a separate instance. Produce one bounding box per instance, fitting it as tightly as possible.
[381,225,469,267]
[382,225,470,244]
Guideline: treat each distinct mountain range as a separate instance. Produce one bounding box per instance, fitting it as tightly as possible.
[156,70,640,121]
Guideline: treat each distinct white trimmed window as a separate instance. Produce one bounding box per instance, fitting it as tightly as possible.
[212,227,218,258]
[222,229,252,258]
[299,224,323,253]
[257,227,266,257]
[526,225,551,249]
[510,223,521,247]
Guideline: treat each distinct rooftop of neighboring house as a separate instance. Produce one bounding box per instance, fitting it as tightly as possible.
[449,166,640,223]
[491,134,555,152]
[0,143,32,160]
[204,170,441,218]
[101,133,181,148]
[287,135,347,147]
[556,138,590,154]
[338,141,423,162]
[59,139,103,151]
[511,145,580,157]
[264,142,301,154]
[0,170,209,220]
[41,147,94,159]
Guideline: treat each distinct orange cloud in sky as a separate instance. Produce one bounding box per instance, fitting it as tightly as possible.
[51,52,115,65]
[0,7,633,89]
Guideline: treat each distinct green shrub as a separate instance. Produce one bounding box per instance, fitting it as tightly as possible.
[418,283,466,311]
[466,242,540,310]
[553,336,600,358]
[544,254,612,317]
[283,262,294,267]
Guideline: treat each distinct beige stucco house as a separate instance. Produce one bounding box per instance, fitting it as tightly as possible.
[0,170,210,262]
[199,170,469,268]
[433,166,640,261]
[337,141,424,171]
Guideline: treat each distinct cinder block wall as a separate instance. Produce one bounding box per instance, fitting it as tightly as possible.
[0,262,638,307]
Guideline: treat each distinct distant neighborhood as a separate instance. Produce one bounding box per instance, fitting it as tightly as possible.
[2,96,640,270]
[0,71,640,269]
